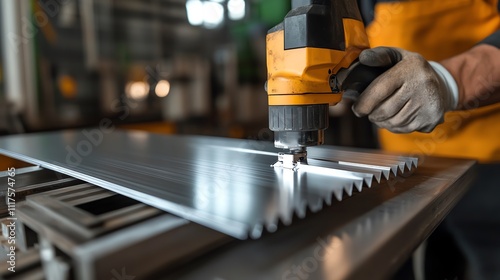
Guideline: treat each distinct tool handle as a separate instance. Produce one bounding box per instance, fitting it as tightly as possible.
[339,61,391,101]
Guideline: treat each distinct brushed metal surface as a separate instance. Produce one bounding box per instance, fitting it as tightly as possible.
[0,130,417,239]
[165,157,475,280]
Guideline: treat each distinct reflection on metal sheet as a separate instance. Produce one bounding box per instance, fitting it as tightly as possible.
[0,130,417,239]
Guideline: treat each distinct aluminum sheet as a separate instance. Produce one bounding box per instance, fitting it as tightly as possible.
[0,130,417,239]
[166,157,475,280]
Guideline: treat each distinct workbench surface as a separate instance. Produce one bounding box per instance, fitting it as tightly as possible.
[0,131,475,280]
[165,156,474,280]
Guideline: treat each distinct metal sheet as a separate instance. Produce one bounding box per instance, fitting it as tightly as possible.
[0,130,417,239]
[166,157,476,280]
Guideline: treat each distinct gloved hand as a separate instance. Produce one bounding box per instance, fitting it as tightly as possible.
[352,47,459,133]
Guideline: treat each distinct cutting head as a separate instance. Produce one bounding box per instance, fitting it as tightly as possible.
[269,104,328,151]
[271,147,308,170]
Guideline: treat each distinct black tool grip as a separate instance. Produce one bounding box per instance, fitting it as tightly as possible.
[340,62,391,101]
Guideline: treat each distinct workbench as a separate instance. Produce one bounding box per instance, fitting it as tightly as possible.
[0,130,475,280]
[167,156,475,280]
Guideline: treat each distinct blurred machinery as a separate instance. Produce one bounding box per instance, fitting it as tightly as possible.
[0,0,378,147]
[0,0,273,136]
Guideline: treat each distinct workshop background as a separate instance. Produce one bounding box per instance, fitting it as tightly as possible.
[0,0,376,171]
[0,1,489,280]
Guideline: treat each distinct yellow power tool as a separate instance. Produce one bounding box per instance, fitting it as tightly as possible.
[266,0,387,167]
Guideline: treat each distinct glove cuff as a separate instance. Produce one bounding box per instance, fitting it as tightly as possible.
[429,61,459,111]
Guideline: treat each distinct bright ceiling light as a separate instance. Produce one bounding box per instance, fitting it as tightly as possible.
[155,80,171,98]
[203,1,224,29]
[126,81,149,100]
[186,0,226,28]
[228,0,245,20]
[186,0,203,26]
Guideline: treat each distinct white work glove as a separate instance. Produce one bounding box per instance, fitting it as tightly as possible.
[352,47,459,133]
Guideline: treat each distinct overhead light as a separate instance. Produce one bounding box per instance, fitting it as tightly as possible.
[155,80,171,98]
[186,0,204,26]
[203,1,224,29]
[126,81,149,100]
[58,75,78,99]
[186,0,225,29]
[228,0,245,21]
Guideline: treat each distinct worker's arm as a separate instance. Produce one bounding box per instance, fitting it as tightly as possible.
[352,30,500,133]
[441,31,500,110]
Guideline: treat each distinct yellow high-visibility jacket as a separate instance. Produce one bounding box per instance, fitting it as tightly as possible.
[365,0,500,162]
